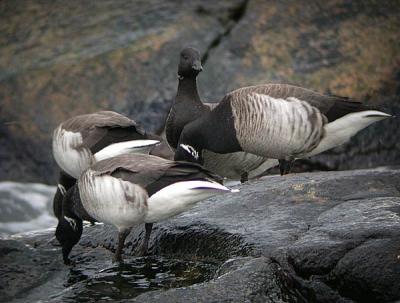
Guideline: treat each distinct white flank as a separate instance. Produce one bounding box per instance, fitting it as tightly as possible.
[232,93,326,159]
[145,181,238,223]
[306,110,391,157]
[52,127,93,179]
[78,170,148,230]
[94,139,160,161]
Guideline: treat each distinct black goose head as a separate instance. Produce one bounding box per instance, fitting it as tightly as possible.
[55,186,83,265]
[178,47,203,78]
[55,215,83,265]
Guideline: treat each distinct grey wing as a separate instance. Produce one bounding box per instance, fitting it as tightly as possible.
[229,84,372,122]
[65,111,147,154]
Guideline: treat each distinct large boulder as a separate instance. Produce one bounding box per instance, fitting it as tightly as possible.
[0,0,246,183]
[1,167,399,302]
[1,0,399,183]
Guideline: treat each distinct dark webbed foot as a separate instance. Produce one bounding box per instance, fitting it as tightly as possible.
[279,159,294,176]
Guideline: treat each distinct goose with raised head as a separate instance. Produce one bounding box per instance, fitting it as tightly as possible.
[166,47,277,182]
[175,84,392,174]
[52,110,163,219]
[55,153,237,264]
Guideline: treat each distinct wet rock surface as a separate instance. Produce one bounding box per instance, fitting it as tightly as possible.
[1,167,399,302]
[1,0,400,183]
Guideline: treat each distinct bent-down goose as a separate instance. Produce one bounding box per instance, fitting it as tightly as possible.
[174,84,392,174]
[55,153,237,264]
[52,111,161,219]
[166,47,277,182]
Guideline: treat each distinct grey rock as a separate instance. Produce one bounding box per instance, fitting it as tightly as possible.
[1,167,400,302]
[1,0,400,183]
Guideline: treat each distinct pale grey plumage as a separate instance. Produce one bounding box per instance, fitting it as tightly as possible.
[231,93,326,159]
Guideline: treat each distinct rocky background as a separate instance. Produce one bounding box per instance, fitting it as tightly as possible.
[1,0,399,183]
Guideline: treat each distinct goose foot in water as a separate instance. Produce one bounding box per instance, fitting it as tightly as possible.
[136,223,153,257]
[279,159,294,176]
[113,228,131,263]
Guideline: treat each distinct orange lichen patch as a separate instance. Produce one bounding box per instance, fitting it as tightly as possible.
[304,15,400,99]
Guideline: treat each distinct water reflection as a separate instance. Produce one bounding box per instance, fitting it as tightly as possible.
[58,256,218,302]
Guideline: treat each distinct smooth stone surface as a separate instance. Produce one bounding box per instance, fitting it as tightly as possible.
[1,167,399,302]
[1,0,399,183]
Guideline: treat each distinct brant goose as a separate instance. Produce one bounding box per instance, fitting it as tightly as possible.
[52,111,165,219]
[53,111,159,180]
[55,153,236,264]
[175,84,392,174]
[166,47,277,182]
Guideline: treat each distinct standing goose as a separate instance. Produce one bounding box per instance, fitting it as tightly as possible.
[174,84,392,174]
[52,111,162,219]
[55,153,236,264]
[166,47,277,182]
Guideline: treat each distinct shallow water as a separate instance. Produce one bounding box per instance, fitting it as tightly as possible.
[51,256,218,302]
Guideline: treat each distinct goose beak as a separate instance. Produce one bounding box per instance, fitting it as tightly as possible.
[192,61,203,71]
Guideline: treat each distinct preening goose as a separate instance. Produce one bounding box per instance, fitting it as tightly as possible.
[55,153,237,264]
[175,84,392,174]
[166,47,277,182]
[52,111,162,219]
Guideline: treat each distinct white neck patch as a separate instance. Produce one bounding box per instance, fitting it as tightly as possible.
[64,216,77,231]
[58,184,67,196]
[180,144,199,160]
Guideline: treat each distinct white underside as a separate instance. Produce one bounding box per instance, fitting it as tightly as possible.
[145,181,238,223]
[306,110,391,157]
[94,139,160,161]
[78,170,148,230]
[52,127,93,179]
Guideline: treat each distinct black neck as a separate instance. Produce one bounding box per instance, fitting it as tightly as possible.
[176,76,201,104]
[62,186,94,222]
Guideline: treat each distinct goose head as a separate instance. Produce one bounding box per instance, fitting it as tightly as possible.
[178,47,203,78]
[55,215,83,265]
[55,187,83,265]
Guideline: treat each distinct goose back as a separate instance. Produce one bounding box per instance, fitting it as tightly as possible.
[88,154,222,196]
[227,84,372,122]
[53,111,150,178]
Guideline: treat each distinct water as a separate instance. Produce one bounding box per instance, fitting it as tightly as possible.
[0,181,57,236]
[51,256,218,302]
[1,182,220,301]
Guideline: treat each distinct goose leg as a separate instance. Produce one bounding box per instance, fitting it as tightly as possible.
[137,223,153,256]
[279,159,294,176]
[240,172,249,183]
[113,228,131,263]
